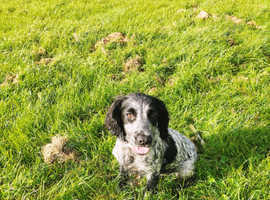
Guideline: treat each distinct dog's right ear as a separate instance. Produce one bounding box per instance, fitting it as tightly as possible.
[105,96,127,140]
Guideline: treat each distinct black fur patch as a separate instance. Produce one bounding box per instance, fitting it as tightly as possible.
[105,96,127,140]
[161,134,177,172]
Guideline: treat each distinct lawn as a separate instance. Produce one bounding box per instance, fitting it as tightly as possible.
[0,0,270,199]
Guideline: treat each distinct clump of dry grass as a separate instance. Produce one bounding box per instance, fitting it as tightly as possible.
[0,74,19,87]
[41,135,76,164]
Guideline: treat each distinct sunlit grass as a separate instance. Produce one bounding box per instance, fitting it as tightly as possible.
[0,0,270,199]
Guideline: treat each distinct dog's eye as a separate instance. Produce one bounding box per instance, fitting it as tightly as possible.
[126,108,136,122]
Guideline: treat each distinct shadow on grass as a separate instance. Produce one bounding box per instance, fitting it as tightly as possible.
[198,126,270,179]
[168,126,270,197]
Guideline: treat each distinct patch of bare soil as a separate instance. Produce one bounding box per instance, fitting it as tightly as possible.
[226,15,243,24]
[94,32,128,53]
[226,16,262,29]
[35,58,54,65]
[227,38,236,46]
[33,47,54,65]
[197,11,210,19]
[123,55,144,72]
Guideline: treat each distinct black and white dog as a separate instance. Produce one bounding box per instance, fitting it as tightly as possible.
[105,93,198,191]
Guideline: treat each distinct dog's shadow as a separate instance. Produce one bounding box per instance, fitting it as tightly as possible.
[168,126,270,196]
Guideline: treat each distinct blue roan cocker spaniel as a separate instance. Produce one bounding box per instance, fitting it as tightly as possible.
[105,93,198,191]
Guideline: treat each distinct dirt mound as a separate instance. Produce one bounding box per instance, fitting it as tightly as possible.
[95,32,128,51]
[123,55,144,72]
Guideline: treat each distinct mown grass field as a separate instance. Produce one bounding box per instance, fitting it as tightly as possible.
[1,0,270,199]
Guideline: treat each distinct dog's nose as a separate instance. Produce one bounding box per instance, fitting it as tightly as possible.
[136,134,152,146]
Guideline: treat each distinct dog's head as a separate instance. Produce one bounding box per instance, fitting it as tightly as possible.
[105,93,169,155]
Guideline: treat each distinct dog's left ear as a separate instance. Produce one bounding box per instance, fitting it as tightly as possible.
[153,97,169,140]
[105,96,127,140]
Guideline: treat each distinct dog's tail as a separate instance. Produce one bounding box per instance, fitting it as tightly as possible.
[189,124,205,153]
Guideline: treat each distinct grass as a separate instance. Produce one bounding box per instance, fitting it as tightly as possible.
[0,0,270,199]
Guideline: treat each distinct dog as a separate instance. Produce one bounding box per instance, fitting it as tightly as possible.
[105,93,198,191]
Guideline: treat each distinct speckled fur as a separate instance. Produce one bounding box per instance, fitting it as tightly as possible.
[105,93,197,191]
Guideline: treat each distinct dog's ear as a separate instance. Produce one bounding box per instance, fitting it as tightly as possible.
[105,96,127,140]
[154,98,169,140]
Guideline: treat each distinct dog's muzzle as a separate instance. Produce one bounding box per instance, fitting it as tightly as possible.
[135,133,152,146]
[132,133,152,155]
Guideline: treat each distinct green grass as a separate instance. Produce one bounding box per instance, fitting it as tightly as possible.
[1,0,270,199]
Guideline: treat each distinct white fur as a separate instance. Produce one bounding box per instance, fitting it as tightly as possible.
[113,128,197,178]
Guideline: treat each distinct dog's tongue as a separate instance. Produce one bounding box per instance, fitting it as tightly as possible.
[132,146,150,155]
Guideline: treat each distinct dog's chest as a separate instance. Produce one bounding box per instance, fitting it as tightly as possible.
[113,140,164,175]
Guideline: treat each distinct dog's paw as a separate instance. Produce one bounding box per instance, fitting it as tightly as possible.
[143,190,153,200]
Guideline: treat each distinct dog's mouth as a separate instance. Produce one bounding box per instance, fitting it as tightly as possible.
[132,146,150,155]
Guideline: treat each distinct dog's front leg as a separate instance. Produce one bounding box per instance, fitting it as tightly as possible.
[143,172,160,199]
[146,172,159,191]
[119,165,129,188]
